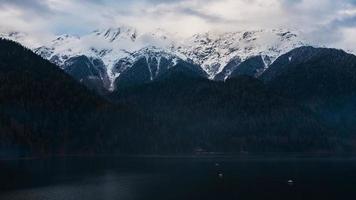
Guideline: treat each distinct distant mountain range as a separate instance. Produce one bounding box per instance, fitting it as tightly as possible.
[1,28,356,157]
[1,27,308,92]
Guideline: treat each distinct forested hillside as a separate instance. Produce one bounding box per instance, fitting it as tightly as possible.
[0,39,157,157]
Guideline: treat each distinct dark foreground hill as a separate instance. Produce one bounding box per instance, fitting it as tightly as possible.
[114,71,341,153]
[262,47,356,136]
[0,39,157,158]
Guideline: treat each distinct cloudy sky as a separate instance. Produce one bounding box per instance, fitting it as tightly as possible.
[1,0,356,50]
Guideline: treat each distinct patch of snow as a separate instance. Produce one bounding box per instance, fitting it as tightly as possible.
[156,57,162,77]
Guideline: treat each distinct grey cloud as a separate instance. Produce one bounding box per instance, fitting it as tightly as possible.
[0,0,356,51]
[178,7,231,23]
[332,16,356,28]
[280,0,302,5]
[144,0,185,3]
[0,0,51,14]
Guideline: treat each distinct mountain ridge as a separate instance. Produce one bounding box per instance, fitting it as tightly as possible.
[1,27,310,91]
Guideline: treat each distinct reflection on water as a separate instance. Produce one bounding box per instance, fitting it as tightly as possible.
[1,172,154,200]
[1,156,356,200]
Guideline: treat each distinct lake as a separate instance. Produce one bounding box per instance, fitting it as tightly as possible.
[0,155,356,200]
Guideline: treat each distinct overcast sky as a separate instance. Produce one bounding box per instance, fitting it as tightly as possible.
[1,0,356,50]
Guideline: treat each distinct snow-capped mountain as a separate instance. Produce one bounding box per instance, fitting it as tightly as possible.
[1,26,309,91]
[34,26,183,90]
[177,29,306,80]
[115,46,206,89]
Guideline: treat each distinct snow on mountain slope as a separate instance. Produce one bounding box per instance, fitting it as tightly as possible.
[113,46,185,77]
[34,26,183,90]
[114,46,207,89]
[176,29,307,79]
[1,26,309,90]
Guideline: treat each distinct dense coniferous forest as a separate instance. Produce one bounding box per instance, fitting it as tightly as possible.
[1,39,356,158]
[0,39,158,157]
[114,72,341,153]
[262,47,356,136]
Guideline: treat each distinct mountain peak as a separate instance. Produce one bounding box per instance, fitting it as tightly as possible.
[92,26,138,42]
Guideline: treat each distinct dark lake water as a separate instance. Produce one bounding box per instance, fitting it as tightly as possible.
[1,155,356,200]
